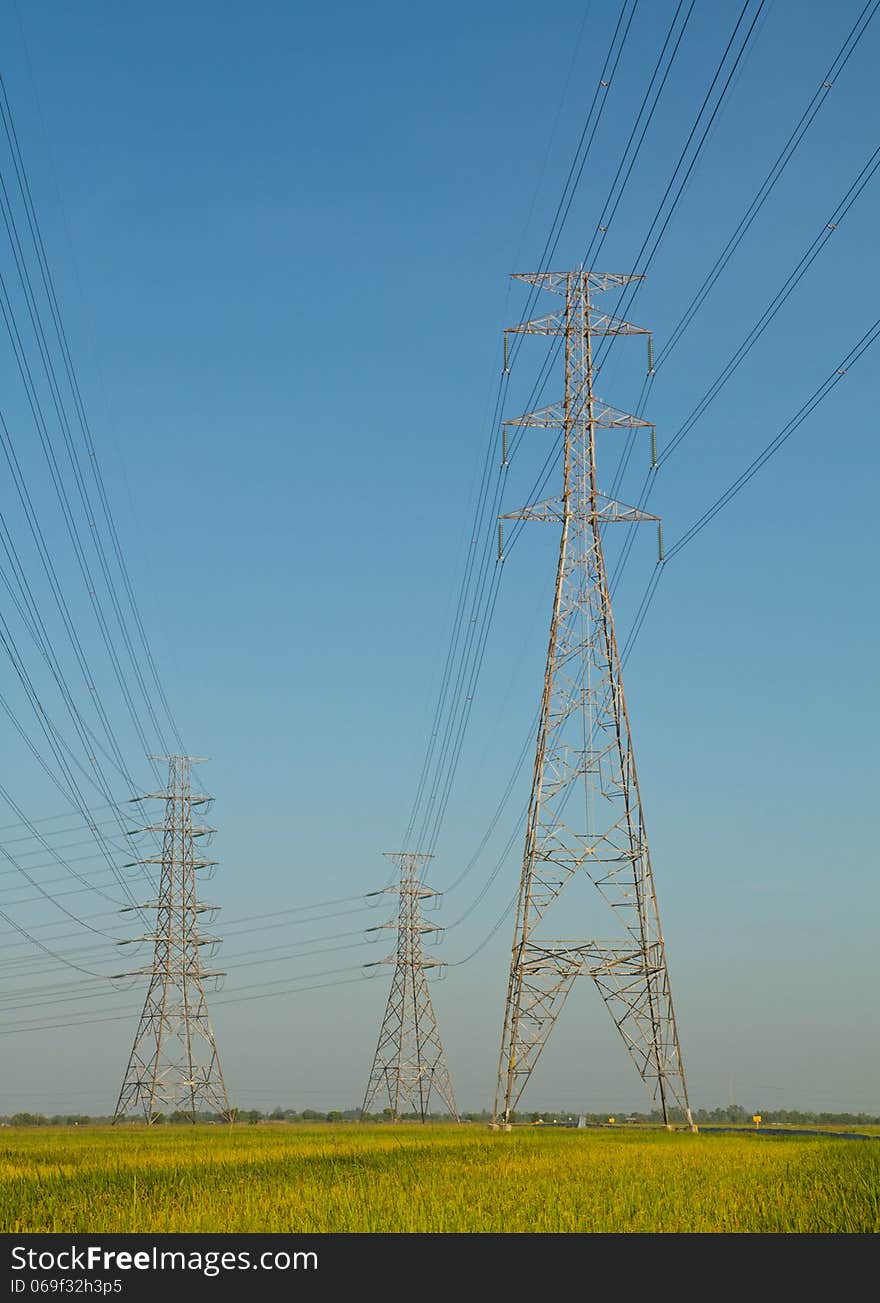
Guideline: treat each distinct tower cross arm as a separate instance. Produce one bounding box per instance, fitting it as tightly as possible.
[506,310,650,337]
[511,271,643,294]
[505,399,653,429]
[501,494,660,525]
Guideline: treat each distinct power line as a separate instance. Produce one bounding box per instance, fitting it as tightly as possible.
[402,4,770,921]
[654,0,880,376]
[401,2,644,855]
[0,973,370,1036]
[667,319,880,559]
[0,903,114,979]
[0,75,183,756]
[403,0,716,884]
[580,0,697,271]
[607,135,880,599]
[619,316,880,659]
[606,1,878,505]
[502,2,769,570]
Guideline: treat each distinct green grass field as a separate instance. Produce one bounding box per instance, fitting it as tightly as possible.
[2,1124,878,1233]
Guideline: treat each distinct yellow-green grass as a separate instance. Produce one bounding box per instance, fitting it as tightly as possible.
[2,1125,878,1233]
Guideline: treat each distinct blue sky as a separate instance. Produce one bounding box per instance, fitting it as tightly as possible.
[0,0,877,1116]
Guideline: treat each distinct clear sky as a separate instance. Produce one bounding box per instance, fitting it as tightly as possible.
[0,0,877,1117]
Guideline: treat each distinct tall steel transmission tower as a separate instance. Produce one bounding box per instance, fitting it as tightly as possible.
[361,852,458,1121]
[114,755,231,1123]
[494,269,695,1130]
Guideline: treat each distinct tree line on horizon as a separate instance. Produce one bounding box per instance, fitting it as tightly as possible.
[2,1103,877,1127]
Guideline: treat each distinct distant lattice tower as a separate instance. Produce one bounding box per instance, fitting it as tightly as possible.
[495,269,695,1131]
[114,755,231,1122]
[361,852,458,1121]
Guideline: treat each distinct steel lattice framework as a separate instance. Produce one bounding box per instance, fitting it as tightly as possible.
[113,755,231,1123]
[361,852,458,1121]
[494,269,695,1130]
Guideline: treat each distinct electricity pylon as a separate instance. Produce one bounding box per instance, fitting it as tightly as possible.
[494,269,695,1130]
[113,755,231,1123]
[361,852,458,1121]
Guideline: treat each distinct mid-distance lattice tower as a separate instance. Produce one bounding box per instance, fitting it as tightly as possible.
[495,269,694,1130]
[114,755,231,1123]
[361,852,458,1121]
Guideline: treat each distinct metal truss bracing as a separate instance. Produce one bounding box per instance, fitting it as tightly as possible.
[113,756,231,1123]
[361,853,458,1122]
[502,493,660,525]
[494,269,695,1130]
[505,399,653,430]
[507,308,650,338]
[511,270,643,295]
